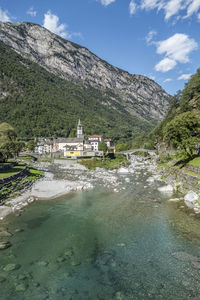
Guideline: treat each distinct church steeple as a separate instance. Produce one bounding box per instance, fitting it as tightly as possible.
[77,119,84,138]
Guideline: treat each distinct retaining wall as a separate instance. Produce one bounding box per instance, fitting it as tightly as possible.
[161,166,200,192]
[0,162,18,171]
[184,165,200,175]
[0,167,31,201]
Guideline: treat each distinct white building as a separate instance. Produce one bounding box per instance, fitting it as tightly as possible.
[88,135,103,151]
[36,139,53,154]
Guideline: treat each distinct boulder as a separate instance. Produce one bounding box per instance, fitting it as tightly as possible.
[0,230,12,237]
[3,264,21,272]
[15,282,28,292]
[184,191,199,209]
[158,185,174,193]
[118,168,129,174]
[125,178,130,183]
[36,261,48,267]
[146,177,155,183]
[0,241,11,250]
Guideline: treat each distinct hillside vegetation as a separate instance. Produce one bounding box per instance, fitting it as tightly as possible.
[0,41,155,141]
[153,68,200,159]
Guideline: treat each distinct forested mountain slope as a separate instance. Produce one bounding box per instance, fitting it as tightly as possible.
[0,41,155,139]
[154,68,200,140]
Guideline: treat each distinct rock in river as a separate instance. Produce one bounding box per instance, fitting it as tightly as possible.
[158,185,174,194]
[184,191,199,209]
[0,230,12,237]
[3,263,21,272]
[0,241,11,250]
[15,282,28,292]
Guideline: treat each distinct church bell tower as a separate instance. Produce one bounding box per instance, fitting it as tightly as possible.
[77,119,84,138]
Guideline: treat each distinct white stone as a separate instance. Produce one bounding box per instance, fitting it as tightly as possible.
[168,198,182,202]
[125,178,130,183]
[184,191,199,209]
[118,168,129,174]
[158,185,174,193]
[146,177,155,183]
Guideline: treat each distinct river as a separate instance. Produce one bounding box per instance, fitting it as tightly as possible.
[1,156,200,299]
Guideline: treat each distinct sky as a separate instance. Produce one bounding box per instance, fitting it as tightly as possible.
[0,0,200,95]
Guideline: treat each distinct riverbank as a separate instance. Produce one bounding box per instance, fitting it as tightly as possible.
[156,154,200,214]
[0,158,118,220]
[1,152,199,220]
[0,155,157,220]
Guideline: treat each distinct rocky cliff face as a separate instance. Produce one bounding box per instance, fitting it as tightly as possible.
[0,21,169,121]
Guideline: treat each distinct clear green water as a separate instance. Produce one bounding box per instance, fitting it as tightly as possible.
[1,166,200,299]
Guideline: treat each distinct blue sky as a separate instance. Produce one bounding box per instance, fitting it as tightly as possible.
[0,0,200,95]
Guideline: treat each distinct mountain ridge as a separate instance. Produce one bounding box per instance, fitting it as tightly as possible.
[0,21,169,122]
[0,40,156,140]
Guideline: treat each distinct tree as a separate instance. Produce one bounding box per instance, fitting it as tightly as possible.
[0,122,23,161]
[27,140,37,152]
[163,111,200,159]
[98,142,108,155]
[115,143,129,152]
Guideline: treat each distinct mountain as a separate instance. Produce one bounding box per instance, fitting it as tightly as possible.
[0,21,169,140]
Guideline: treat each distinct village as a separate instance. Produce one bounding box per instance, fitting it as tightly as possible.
[35,120,115,158]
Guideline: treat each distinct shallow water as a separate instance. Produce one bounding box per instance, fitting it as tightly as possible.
[1,159,200,299]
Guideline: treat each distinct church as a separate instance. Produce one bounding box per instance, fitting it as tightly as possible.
[54,120,103,158]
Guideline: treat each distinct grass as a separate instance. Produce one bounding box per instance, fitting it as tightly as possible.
[79,154,130,170]
[184,170,200,179]
[0,163,44,180]
[188,156,200,167]
[157,161,169,168]
[0,164,25,179]
[28,167,44,177]
[55,157,75,161]
[132,151,150,157]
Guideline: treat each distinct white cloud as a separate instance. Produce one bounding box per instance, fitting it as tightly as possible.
[145,30,157,45]
[154,33,197,72]
[43,11,68,38]
[156,33,198,63]
[185,0,200,17]
[141,0,165,10]
[0,7,10,22]
[43,11,82,40]
[155,58,177,72]
[27,7,37,17]
[178,73,192,80]
[164,0,183,20]
[140,0,200,21]
[129,0,137,14]
[164,78,172,82]
[100,0,116,6]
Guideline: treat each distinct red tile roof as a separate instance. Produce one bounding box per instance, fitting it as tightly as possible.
[89,135,102,138]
